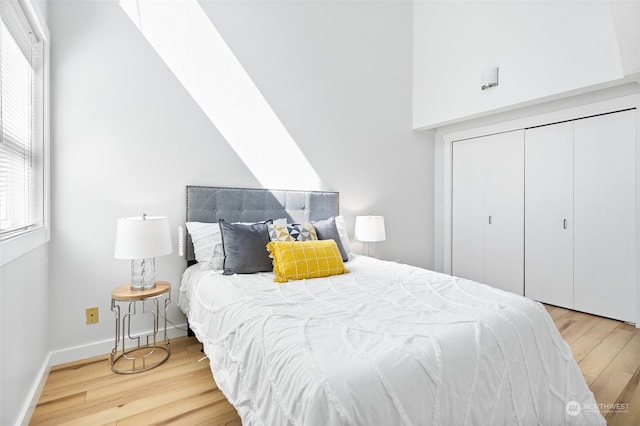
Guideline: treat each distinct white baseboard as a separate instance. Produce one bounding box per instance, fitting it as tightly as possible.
[19,323,189,425]
[48,323,189,365]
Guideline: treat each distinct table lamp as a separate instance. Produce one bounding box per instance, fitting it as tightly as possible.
[354,215,386,257]
[114,214,172,290]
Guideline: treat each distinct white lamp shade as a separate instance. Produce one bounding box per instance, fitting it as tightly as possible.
[354,216,386,242]
[114,216,173,259]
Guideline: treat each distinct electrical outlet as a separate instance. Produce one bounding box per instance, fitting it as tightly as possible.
[86,307,99,324]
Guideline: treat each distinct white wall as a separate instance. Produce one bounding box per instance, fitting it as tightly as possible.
[610,1,640,76]
[1,246,49,426]
[47,0,433,362]
[413,0,638,130]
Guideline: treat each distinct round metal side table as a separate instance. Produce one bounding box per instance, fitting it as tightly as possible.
[110,281,171,374]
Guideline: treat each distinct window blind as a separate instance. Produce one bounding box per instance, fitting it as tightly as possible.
[0,0,44,239]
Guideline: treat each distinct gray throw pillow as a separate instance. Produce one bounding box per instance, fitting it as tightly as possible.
[313,217,349,262]
[219,219,273,275]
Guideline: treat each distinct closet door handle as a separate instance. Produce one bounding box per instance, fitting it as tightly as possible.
[563,219,567,229]
[488,215,492,225]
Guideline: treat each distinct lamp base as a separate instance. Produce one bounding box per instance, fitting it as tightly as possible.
[130,257,157,290]
[363,242,376,258]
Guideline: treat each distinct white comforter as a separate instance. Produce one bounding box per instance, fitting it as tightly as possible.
[179,256,604,426]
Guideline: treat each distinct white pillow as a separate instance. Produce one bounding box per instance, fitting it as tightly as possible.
[185,222,224,269]
[186,218,287,269]
[334,215,355,260]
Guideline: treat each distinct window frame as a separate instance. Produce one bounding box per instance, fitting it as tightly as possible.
[0,0,49,267]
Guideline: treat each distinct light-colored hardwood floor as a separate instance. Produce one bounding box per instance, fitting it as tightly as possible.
[31,306,640,425]
[545,304,640,425]
[30,336,241,425]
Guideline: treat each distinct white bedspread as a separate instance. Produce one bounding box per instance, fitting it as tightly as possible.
[179,256,604,426]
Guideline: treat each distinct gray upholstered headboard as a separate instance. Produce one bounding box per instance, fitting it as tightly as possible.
[185,186,339,263]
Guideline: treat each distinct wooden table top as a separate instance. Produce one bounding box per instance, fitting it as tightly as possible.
[111,281,171,301]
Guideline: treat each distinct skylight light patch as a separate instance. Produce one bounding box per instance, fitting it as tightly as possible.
[119,0,323,190]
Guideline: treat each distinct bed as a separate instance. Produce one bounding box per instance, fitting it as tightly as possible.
[179,186,604,425]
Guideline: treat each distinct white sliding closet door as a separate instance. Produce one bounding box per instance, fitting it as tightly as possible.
[452,131,524,295]
[452,139,485,284]
[484,133,524,295]
[573,110,636,322]
[525,122,574,308]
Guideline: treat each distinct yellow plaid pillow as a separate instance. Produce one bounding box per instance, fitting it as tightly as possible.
[267,240,349,283]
